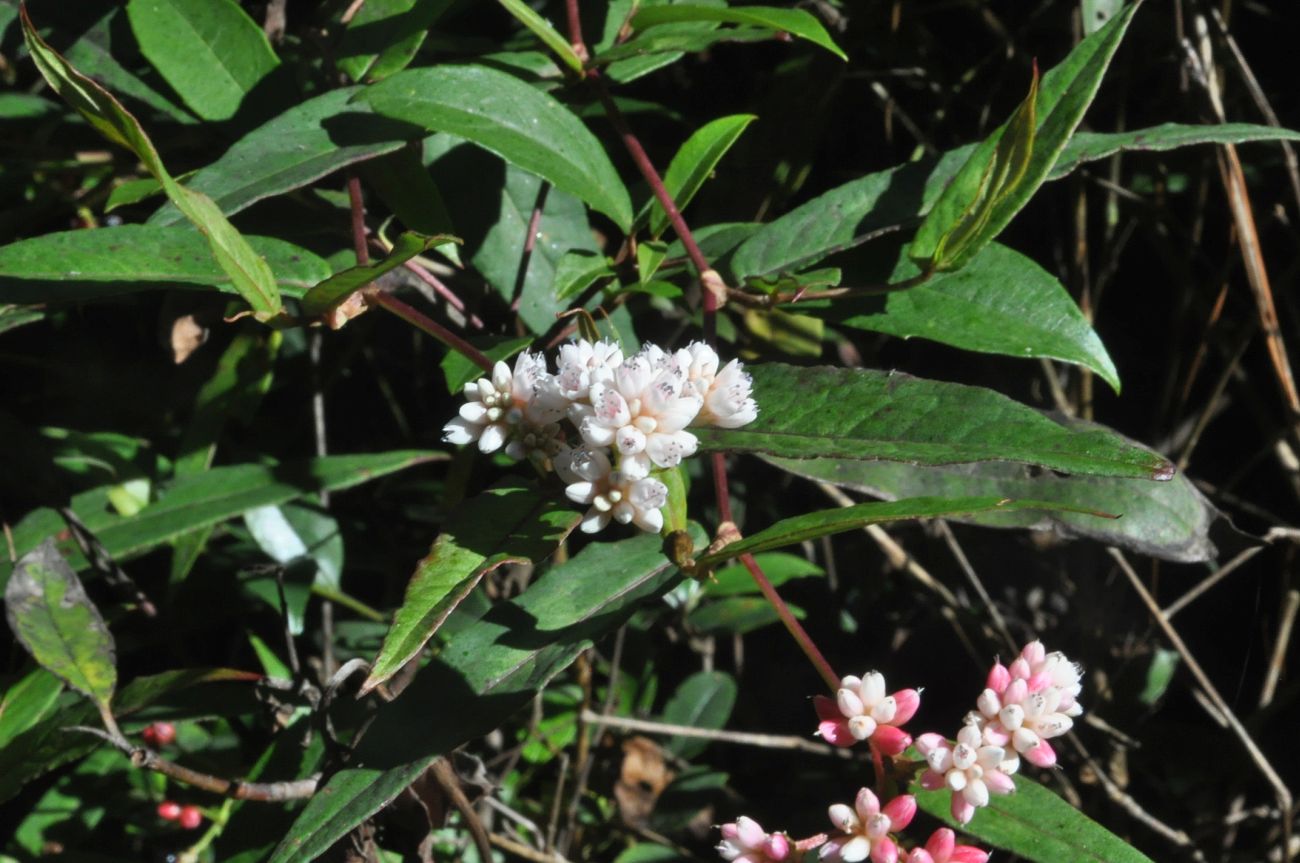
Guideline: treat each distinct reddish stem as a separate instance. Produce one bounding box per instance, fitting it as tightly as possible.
[741,552,839,691]
[346,174,370,266]
[712,453,734,522]
[564,0,585,57]
[369,291,494,374]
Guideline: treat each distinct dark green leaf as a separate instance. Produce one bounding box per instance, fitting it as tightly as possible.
[1,453,442,589]
[695,496,1109,567]
[125,0,279,121]
[150,88,407,227]
[361,484,581,693]
[688,595,802,634]
[649,114,757,238]
[766,434,1218,563]
[269,528,697,863]
[4,540,116,709]
[338,0,452,83]
[0,227,330,304]
[662,671,737,759]
[632,5,847,60]
[553,249,615,301]
[360,146,462,264]
[245,503,345,591]
[0,304,45,335]
[300,232,456,317]
[21,12,282,318]
[695,363,1173,479]
[363,65,634,229]
[838,244,1119,392]
[1054,122,1300,176]
[910,5,1139,271]
[913,774,1156,863]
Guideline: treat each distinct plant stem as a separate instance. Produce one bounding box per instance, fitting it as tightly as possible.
[368,290,494,373]
[579,2,835,690]
[741,552,839,691]
[346,174,370,266]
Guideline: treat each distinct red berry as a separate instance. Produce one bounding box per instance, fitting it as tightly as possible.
[178,805,202,830]
[142,726,157,745]
[157,801,182,821]
[149,722,177,746]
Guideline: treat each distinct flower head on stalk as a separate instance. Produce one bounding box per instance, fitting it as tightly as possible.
[820,788,916,863]
[675,341,759,429]
[442,352,567,457]
[556,446,668,534]
[915,725,1018,825]
[814,672,920,756]
[716,816,791,863]
[969,640,1082,768]
[579,351,702,477]
[556,338,623,413]
[902,829,989,863]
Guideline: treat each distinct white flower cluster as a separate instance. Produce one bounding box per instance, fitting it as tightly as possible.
[443,339,757,534]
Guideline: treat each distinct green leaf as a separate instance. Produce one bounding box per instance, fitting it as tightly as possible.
[837,244,1119,392]
[661,671,737,760]
[688,595,803,634]
[0,226,330,304]
[338,0,453,83]
[150,88,407,227]
[743,307,824,357]
[708,552,822,596]
[1,452,442,589]
[693,363,1174,479]
[360,146,462,265]
[1140,647,1180,705]
[1054,122,1300,176]
[300,232,457,317]
[913,774,1156,863]
[553,249,615,301]
[440,335,534,394]
[695,496,1107,567]
[632,5,847,61]
[429,136,601,333]
[4,540,116,710]
[361,484,581,694]
[0,305,45,335]
[125,0,279,121]
[269,528,697,863]
[245,503,345,591]
[0,668,64,751]
[766,440,1219,563]
[21,12,282,319]
[648,114,756,238]
[497,0,584,73]
[910,4,1139,271]
[362,65,634,230]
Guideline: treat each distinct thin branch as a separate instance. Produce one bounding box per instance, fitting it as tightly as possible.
[347,174,371,266]
[67,726,319,801]
[367,290,494,373]
[581,710,859,758]
[740,552,839,690]
[431,757,493,862]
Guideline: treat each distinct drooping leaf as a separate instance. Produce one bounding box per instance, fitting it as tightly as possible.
[647,114,757,238]
[764,431,1218,564]
[0,226,330,304]
[631,5,847,60]
[1052,122,1300,176]
[150,88,408,226]
[269,528,698,863]
[694,496,1110,567]
[361,484,581,693]
[245,503,345,591]
[834,243,1120,392]
[497,0,584,74]
[909,4,1139,271]
[1,452,442,589]
[21,11,282,318]
[125,0,280,121]
[707,552,823,596]
[913,775,1156,863]
[662,671,737,760]
[362,64,634,229]
[693,363,1174,479]
[360,146,462,264]
[4,540,116,710]
[300,232,457,317]
[338,0,453,83]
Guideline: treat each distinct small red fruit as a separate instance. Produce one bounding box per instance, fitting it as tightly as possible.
[156,801,182,821]
[142,722,176,747]
[178,805,203,830]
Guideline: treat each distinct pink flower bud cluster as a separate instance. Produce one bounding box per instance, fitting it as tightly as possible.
[443,339,757,534]
[716,640,1083,860]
